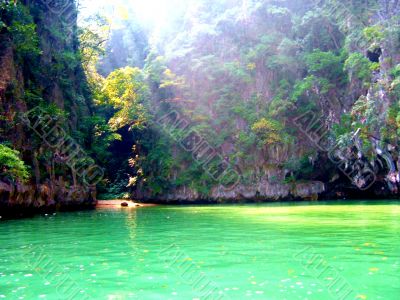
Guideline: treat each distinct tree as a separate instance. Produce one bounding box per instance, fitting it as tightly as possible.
[102,67,150,131]
[251,118,284,146]
[0,144,30,182]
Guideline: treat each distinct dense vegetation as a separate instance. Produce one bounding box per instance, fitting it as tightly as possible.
[94,0,400,200]
[1,0,399,205]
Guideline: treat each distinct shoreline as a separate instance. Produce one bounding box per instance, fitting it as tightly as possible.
[97,198,400,208]
[96,200,157,209]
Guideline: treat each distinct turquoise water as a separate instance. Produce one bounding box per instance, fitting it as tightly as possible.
[0,201,399,299]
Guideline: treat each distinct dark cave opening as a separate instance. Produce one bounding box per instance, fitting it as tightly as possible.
[367,47,382,63]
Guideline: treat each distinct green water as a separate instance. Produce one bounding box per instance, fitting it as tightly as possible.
[1,201,399,300]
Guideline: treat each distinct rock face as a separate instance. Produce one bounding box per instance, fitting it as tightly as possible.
[134,180,325,203]
[0,179,97,218]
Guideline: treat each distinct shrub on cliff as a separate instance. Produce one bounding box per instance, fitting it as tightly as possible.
[0,1,41,60]
[0,144,30,183]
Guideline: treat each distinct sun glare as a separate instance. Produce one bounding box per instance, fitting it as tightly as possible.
[130,0,170,28]
[80,0,187,30]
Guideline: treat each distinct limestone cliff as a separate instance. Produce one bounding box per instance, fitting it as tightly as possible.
[129,0,400,203]
[0,0,96,218]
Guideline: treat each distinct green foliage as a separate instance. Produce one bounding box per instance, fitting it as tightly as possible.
[351,95,380,141]
[391,64,400,78]
[79,14,109,69]
[291,76,315,102]
[344,52,378,84]
[332,114,353,143]
[245,34,279,62]
[297,10,344,52]
[127,132,176,195]
[304,50,345,82]
[144,53,168,84]
[9,21,40,56]
[363,25,385,48]
[103,67,150,131]
[62,51,79,71]
[283,175,296,184]
[224,61,252,83]
[390,65,400,99]
[160,68,185,88]
[38,102,68,121]
[24,88,43,106]
[284,154,316,180]
[84,115,121,163]
[1,2,41,59]
[269,80,295,117]
[381,103,399,142]
[0,144,30,182]
[251,118,285,146]
[237,131,256,150]
[98,178,130,200]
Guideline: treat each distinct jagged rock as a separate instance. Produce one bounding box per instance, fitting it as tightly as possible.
[133,179,325,203]
[0,180,97,218]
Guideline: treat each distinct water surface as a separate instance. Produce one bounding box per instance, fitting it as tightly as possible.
[1,201,399,299]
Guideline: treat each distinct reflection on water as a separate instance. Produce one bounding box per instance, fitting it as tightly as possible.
[0,201,399,299]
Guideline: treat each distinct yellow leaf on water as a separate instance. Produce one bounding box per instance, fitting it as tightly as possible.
[356,295,367,300]
[368,267,379,272]
[288,269,295,276]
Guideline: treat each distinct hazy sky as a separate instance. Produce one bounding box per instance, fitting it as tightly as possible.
[79,0,189,29]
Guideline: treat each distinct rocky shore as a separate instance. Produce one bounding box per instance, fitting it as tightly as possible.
[0,179,97,219]
[133,180,325,204]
